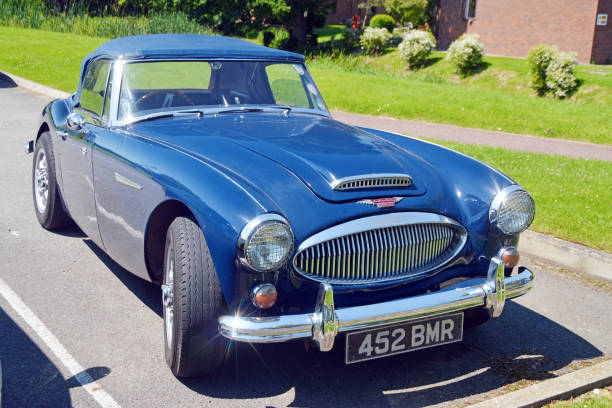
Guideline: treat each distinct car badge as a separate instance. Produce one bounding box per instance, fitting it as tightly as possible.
[357,197,404,208]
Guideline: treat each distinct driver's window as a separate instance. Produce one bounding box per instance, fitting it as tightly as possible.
[80,59,111,117]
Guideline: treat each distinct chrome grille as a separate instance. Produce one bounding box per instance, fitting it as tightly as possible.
[292,213,466,284]
[331,174,412,191]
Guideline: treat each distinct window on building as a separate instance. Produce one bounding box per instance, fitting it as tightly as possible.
[464,0,477,19]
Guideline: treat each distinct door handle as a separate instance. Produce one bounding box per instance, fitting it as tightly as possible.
[57,130,68,140]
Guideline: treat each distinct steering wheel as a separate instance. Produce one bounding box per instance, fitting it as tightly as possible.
[133,90,194,110]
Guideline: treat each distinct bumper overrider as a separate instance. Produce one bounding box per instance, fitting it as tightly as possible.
[218,255,534,351]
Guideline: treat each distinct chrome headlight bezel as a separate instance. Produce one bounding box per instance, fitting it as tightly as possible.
[237,214,294,272]
[489,185,535,235]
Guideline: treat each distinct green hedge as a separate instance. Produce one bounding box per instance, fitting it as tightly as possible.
[369,14,395,32]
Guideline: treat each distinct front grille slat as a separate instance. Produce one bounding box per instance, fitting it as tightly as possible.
[293,217,465,285]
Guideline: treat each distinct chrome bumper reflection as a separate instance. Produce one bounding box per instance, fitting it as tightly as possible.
[218,264,534,351]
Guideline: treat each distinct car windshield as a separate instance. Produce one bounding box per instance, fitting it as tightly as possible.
[118,60,327,121]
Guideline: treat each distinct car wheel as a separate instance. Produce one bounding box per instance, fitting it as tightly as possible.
[32,132,71,230]
[162,216,228,378]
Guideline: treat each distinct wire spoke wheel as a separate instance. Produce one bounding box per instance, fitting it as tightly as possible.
[34,150,49,213]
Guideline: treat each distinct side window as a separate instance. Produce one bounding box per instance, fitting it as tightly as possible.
[80,59,111,117]
[265,64,310,108]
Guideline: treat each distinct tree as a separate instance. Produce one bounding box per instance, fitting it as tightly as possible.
[357,0,384,28]
[252,0,335,46]
[383,0,427,26]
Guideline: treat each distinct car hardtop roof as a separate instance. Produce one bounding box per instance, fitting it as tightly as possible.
[86,33,305,62]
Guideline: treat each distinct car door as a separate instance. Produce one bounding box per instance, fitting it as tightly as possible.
[59,58,111,247]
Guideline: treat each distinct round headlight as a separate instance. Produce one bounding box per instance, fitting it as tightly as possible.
[489,185,535,235]
[238,214,294,272]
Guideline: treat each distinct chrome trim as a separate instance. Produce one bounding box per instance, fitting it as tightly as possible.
[311,283,338,351]
[109,59,123,127]
[66,112,86,131]
[251,283,277,309]
[237,213,294,272]
[114,172,143,190]
[330,173,412,191]
[484,254,506,317]
[292,212,467,285]
[489,184,535,234]
[218,266,535,347]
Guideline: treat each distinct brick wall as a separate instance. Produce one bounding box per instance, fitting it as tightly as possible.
[434,0,602,63]
[325,1,385,26]
[592,0,612,64]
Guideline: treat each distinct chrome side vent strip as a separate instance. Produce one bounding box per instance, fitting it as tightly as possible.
[331,173,412,191]
[293,212,467,285]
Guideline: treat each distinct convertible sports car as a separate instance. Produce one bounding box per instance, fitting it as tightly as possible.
[27,34,535,378]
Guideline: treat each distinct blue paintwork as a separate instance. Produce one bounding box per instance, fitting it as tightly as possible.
[37,36,524,316]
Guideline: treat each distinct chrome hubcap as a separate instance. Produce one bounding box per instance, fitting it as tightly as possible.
[162,255,174,349]
[34,150,49,213]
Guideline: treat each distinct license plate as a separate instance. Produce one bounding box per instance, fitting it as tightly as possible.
[345,313,464,364]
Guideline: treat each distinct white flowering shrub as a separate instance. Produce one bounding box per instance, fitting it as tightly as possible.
[526,45,558,92]
[446,34,484,75]
[545,51,577,98]
[360,27,391,54]
[398,30,436,68]
[527,45,577,98]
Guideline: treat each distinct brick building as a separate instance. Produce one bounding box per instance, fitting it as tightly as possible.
[433,0,611,64]
[325,1,385,25]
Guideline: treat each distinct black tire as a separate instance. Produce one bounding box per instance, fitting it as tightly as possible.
[32,132,71,230]
[162,216,228,378]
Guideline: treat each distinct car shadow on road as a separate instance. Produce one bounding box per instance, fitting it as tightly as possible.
[83,239,162,317]
[0,73,17,89]
[179,301,604,407]
[77,233,604,407]
[0,308,111,408]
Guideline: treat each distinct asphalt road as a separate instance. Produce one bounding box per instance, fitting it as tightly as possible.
[1,77,611,408]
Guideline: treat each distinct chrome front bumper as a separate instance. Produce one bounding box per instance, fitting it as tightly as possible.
[218,256,534,352]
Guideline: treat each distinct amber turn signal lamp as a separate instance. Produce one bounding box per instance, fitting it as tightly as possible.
[501,247,520,268]
[251,283,277,309]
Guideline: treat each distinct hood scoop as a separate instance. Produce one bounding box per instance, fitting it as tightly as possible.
[331,173,413,191]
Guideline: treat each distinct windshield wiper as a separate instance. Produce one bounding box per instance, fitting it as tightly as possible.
[127,110,203,125]
[214,107,263,114]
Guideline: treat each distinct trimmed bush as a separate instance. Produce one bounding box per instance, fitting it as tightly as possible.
[545,51,578,98]
[360,27,391,54]
[526,45,577,98]
[398,29,435,68]
[526,45,558,93]
[446,34,484,75]
[370,14,395,32]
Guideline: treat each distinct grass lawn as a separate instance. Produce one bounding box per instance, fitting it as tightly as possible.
[313,24,345,43]
[2,26,611,145]
[0,26,104,91]
[544,386,612,407]
[309,53,612,145]
[434,141,612,253]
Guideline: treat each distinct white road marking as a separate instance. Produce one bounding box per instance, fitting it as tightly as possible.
[0,277,121,408]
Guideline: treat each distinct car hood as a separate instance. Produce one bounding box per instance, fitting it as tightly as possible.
[125,113,437,203]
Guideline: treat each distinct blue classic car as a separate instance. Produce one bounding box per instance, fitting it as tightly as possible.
[27,34,535,377]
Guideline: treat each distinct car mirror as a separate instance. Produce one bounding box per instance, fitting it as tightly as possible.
[67,112,86,131]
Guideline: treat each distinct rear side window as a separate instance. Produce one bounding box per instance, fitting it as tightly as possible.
[80,59,111,117]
